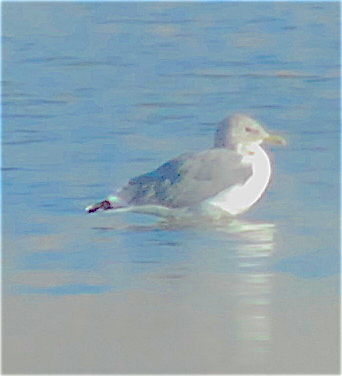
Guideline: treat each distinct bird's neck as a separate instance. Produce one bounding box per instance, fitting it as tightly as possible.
[236,142,262,156]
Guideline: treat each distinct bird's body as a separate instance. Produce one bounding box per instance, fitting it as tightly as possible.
[86,114,285,217]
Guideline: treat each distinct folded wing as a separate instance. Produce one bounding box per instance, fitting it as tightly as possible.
[117,148,253,208]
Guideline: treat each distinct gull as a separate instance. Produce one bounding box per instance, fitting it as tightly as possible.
[86,114,285,218]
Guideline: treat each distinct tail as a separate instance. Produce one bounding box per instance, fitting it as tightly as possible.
[86,195,127,214]
[86,198,180,218]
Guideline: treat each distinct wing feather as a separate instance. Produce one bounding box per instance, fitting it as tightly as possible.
[118,149,252,208]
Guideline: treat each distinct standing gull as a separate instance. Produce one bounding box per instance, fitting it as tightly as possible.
[86,114,285,217]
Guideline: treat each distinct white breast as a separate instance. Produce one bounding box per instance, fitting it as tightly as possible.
[206,145,271,215]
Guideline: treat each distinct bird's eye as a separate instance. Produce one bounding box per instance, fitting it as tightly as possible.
[246,127,258,134]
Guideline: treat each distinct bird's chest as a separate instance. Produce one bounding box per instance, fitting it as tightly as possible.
[206,147,271,215]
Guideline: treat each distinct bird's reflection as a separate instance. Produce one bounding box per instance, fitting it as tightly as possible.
[224,219,274,369]
[93,214,275,370]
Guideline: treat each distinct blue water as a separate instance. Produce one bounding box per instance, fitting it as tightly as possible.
[2,2,340,373]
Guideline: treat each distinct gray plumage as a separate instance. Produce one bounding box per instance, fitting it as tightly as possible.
[117,148,252,208]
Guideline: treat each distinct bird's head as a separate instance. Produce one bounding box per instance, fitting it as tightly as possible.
[214,114,286,150]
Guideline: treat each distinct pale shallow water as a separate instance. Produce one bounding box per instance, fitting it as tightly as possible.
[2,2,340,374]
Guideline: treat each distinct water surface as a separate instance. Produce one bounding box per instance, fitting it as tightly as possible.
[2,2,340,373]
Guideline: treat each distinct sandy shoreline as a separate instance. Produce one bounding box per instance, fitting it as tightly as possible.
[3,271,339,374]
